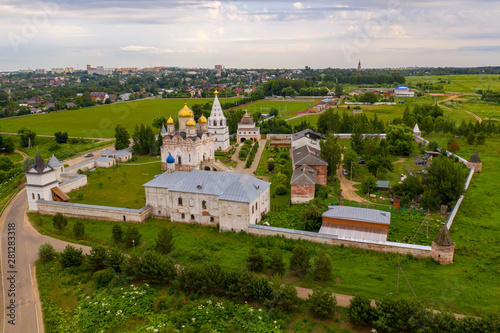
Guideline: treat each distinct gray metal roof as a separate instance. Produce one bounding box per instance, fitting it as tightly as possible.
[292,145,328,166]
[376,180,390,188]
[292,129,325,142]
[48,155,63,167]
[101,149,114,157]
[95,157,115,162]
[144,170,270,203]
[114,150,132,157]
[291,164,317,185]
[322,206,391,225]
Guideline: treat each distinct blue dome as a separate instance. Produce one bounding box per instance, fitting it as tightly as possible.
[166,153,175,164]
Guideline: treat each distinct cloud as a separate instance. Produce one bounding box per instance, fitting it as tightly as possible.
[120,46,174,53]
[293,2,304,10]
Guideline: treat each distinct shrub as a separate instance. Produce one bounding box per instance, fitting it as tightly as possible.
[312,250,332,281]
[348,295,376,326]
[138,251,177,283]
[73,220,84,239]
[38,242,56,262]
[290,244,310,278]
[275,184,288,195]
[269,247,285,276]
[88,245,108,272]
[246,247,265,272]
[93,268,115,288]
[252,276,272,302]
[308,287,337,318]
[112,224,123,243]
[156,227,174,254]
[239,149,248,160]
[361,175,377,194]
[60,245,83,268]
[48,143,61,152]
[52,213,67,231]
[244,139,253,146]
[265,281,301,314]
[104,248,124,272]
[373,297,428,333]
[123,225,142,248]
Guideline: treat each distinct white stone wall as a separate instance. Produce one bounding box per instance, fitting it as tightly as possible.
[161,134,214,168]
[59,174,88,192]
[37,201,151,223]
[26,185,55,211]
[64,160,96,174]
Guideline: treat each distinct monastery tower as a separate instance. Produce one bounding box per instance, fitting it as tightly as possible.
[208,90,230,151]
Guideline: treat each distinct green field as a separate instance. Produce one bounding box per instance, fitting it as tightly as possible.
[0,98,235,138]
[456,102,500,121]
[233,99,321,119]
[405,74,500,93]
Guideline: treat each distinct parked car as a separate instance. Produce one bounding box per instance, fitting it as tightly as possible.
[342,169,348,176]
[84,153,94,157]
[358,157,365,165]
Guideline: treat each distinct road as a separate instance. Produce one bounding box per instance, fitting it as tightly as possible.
[336,156,368,203]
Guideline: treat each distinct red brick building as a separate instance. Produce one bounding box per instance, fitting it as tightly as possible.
[290,165,317,204]
[291,145,328,186]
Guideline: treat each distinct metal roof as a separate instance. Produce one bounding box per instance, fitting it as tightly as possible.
[376,180,390,189]
[101,149,114,156]
[114,150,132,157]
[291,164,317,185]
[143,170,270,203]
[48,154,63,167]
[95,157,115,163]
[319,221,388,242]
[322,206,391,225]
[292,145,328,166]
[291,129,325,142]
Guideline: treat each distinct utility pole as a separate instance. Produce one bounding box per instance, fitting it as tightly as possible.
[350,161,353,181]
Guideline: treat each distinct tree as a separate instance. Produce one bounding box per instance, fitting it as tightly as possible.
[312,250,332,281]
[54,131,68,144]
[53,213,67,231]
[269,247,285,276]
[320,133,343,177]
[104,249,124,272]
[476,132,486,145]
[152,116,167,129]
[60,245,83,268]
[447,138,460,153]
[334,84,344,98]
[18,128,36,148]
[88,245,108,272]
[22,156,35,172]
[348,295,376,326]
[342,149,359,177]
[0,136,15,153]
[73,220,84,239]
[114,124,130,150]
[386,124,414,155]
[132,124,156,155]
[308,287,337,318]
[123,225,142,248]
[156,227,174,254]
[361,175,377,194]
[281,86,296,97]
[301,198,327,231]
[290,244,310,278]
[81,91,94,107]
[38,243,56,262]
[0,156,15,171]
[112,224,123,243]
[265,281,301,314]
[421,156,467,210]
[246,247,265,272]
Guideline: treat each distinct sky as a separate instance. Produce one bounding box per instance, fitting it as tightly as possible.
[1,0,499,71]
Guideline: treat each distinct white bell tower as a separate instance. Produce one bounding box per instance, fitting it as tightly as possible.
[25,151,58,211]
[207,90,230,151]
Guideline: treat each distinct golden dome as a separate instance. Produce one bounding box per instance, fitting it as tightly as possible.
[178,103,194,118]
[214,90,218,96]
[186,117,196,127]
[198,115,207,123]
[166,116,174,125]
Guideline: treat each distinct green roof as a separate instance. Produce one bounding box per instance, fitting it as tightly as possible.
[376,180,390,189]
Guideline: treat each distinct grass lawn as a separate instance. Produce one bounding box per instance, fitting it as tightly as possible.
[0,97,237,138]
[18,136,112,160]
[233,100,320,119]
[67,155,162,208]
[405,74,500,93]
[454,101,500,121]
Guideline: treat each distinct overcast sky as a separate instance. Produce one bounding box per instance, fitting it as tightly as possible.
[1,0,499,71]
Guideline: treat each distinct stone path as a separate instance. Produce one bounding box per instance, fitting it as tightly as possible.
[230,140,267,176]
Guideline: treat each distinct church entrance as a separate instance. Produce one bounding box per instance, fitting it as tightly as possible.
[240,137,247,143]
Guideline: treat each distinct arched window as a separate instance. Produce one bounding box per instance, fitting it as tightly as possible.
[213,120,217,126]
[220,120,223,126]
[37,194,41,199]
[256,202,258,210]
[178,197,183,205]
[252,206,254,214]
[32,193,35,199]
[181,213,185,219]
[190,214,195,220]
[178,156,182,164]
[202,201,207,209]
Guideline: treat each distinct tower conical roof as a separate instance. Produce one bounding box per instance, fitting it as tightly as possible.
[28,151,52,174]
[434,225,453,247]
[160,124,167,135]
[48,154,63,167]
[468,150,481,163]
[413,123,420,133]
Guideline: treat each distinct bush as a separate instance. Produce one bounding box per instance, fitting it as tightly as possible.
[348,295,376,326]
[38,242,56,262]
[156,227,174,254]
[312,250,332,281]
[275,184,288,195]
[60,245,83,268]
[112,224,123,243]
[123,225,142,248]
[265,281,301,314]
[53,213,67,231]
[246,247,265,272]
[361,175,377,194]
[290,244,310,278]
[269,247,285,276]
[239,149,248,160]
[54,131,68,144]
[308,287,337,318]
[93,268,115,288]
[88,245,108,272]
[104,248,124,272]
[73,220,84,239]
[48,143,61,152]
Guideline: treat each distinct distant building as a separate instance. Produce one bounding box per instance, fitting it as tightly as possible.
[90,92,109,102]
[87,65,114,75]
[35,69,47,74]
[394,85,415,97]
[357,60,361,72]
[52,68,65,74]
[237,110,260,142]
[215,65,223,70]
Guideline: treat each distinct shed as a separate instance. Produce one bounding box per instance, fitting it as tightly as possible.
[376,180,390,190]
[320,206,391,241]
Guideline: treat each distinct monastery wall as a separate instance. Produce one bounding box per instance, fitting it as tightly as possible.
[37,200,151,223]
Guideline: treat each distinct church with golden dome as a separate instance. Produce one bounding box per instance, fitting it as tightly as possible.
[160,103,215,171]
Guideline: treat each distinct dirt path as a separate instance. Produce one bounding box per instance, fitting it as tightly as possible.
[14,149,28,160]
[436,95,482,123]
[336,155,368,203]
